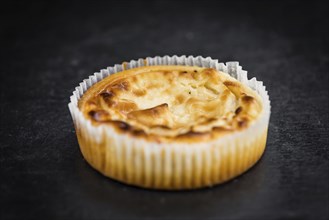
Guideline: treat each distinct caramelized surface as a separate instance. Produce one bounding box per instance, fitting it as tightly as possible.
[79,66,262,142]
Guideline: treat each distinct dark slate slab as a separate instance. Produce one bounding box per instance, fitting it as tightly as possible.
[1,1,328,219]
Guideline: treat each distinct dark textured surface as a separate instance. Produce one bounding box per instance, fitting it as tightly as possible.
[1,1,328,219]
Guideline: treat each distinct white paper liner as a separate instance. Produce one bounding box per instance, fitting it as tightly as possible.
[68,55,271,189]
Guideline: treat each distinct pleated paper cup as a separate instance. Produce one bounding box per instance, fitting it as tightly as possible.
[68,56,271,190]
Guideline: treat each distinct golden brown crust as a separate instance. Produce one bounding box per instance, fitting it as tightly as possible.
[78,65,263,143]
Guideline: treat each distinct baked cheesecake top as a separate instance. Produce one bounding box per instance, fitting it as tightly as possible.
[78,66,262,143]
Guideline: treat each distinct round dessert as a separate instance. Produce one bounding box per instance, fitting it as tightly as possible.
[69,57,270,190]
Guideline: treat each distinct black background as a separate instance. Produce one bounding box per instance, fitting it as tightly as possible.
[1,0,328,219]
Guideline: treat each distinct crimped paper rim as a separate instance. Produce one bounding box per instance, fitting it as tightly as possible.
[68,55,271,189]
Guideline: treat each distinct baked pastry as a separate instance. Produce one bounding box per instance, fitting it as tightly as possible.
[69,56,270,190]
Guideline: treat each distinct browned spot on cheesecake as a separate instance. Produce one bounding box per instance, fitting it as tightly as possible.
[100,91,114,98]
[111,120,131,131]
[223,81,242,97]
[131,129,146,136]
[178,131,210,139]
[220,90,230,102]
[146,83,162,90]
[202,102,218,112]
[175,94,186,104]
[100,91,115,102]
[111,81,130,91]
[238,121,247,128]
[131,76,138,83]
[150,103,169,115]
[223,81,239,87]
[133,89,146,97]
[207,117,217,122]
[160,70,172,75]
[89,110,110,122]
[202,68,217,78]
[192,71,201,80]
[198,117,217,125]
[241,95,254,103]
[204,83,219,95]
[237,117,249,128]
[235,106,243,115]
[213,126,233,132]
[151,125,171,129]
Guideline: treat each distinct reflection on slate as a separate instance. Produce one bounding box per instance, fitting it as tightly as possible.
[1,0,328,219]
